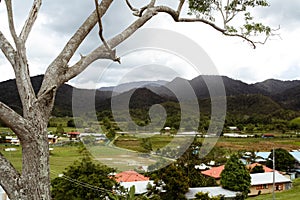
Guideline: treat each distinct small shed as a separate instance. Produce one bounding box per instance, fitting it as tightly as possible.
[67,132,80,140]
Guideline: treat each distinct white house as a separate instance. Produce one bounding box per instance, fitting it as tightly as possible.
[249,171,292,196]
[185,187,239,199]
[120,180,154,194]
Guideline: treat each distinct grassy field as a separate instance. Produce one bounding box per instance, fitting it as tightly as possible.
[0,145,82,179]
[114,134,300,152]
[250,178,300,200]
[214,137,300,152]
[114,134,173,152]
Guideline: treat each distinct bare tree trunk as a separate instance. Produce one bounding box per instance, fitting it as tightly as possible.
[20,119,50,200]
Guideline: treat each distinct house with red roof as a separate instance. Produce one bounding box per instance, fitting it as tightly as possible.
[201,165,224,184]
[114,170,149,183]
[247,163,274,173]
[66,132,80,140]
[201,163,273,184]
[113,171,153,195]
[200,163,292,196]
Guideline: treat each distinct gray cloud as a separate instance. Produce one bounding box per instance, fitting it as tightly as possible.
[1,0,300,86]
[256,0,300,28]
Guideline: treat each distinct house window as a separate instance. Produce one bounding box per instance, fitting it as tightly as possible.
[256,184,268,190]
[275,184,283,191]
[256,185,261,190]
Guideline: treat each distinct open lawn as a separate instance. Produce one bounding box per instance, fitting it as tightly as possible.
[87,145,158,172]
[250,178,300,200]
[114,134,173,152]
[0,145,82,179]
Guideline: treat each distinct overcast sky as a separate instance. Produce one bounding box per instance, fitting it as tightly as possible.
[1,0,300,88]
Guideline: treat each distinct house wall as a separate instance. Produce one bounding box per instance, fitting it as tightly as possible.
[249,182,292,196]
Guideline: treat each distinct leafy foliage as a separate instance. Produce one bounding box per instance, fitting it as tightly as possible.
[51,157,117,200]
[195,192,222,200]
[220,154,251,199]
[188,0,272,45]
[266,148,296,172]
[250,165,265,174]
[147,164,189,200]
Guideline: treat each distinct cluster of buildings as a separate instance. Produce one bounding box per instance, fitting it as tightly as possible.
[107,149,300,199]
[198,163,291,198]
[1,132,108,146]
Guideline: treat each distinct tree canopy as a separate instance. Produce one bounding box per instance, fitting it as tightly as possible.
[220,154,251,199]
[266,148,296,172]
[51,157,117,200]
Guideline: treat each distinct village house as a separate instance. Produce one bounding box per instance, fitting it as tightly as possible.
[66,132,80,140]
[201,163,273,184]
[185,187,239,200]
[113,171,153,195]
[114,170,149,183]
[48,134,58,144]
[4,136,19,145]
[201,163,292,196]
[249,171,292,196]
[79,133,108,142]
[254,152,271,164]
[255,151,300,177]
[201,165,224,184]
[290,151,300,169]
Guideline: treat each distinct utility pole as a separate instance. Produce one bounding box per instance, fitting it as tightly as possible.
[272,148,275,200]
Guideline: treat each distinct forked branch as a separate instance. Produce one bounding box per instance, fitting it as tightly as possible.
[20,0,42,42]
[94,0,120,63]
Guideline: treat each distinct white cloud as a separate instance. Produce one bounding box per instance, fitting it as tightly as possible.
[1,1,299,86]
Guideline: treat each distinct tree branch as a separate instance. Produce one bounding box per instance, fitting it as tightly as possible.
[154,5,257,48]
[0,153,21,200]
[0,101,32,142]
[20,0,42,42]
[125,0,156,17]
[4,0,18,45]
[177,0,185,14]
[2,1,36,114]
[64,8,157,81]
[0,31,16,66]
[125,0,139,13]
[38,0,113,96]
[94,0,120,62]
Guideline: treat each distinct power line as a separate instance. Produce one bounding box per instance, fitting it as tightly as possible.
[50,169,113,193]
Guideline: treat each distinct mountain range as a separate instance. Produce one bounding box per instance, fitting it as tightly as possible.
[1,75,300,118]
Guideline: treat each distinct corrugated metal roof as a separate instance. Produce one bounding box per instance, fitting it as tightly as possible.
[250,172,291,185]
[120,181,154,194]
[255,152,271,160]
[185,187,239,199]
[289,152,300,162]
